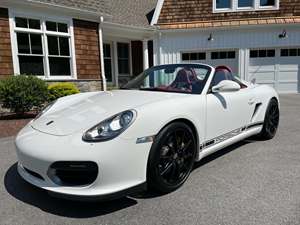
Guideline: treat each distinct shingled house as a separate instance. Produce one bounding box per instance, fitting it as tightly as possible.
[1,0,300,93]
[0,0,156,91]
[154,0,300,93]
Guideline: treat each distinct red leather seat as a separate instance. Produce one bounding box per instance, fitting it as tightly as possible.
[169,69,193,91]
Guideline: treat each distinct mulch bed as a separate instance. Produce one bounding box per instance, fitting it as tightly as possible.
[0,112,37,138]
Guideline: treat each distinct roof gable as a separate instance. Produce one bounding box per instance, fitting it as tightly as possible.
[31,0,157,28]
[107,0,157,27]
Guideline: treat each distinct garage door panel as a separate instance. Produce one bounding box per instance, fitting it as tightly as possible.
[209,59,238,74]
[249,48,299,93]
[249,72,276,81]
[279,64,299,70]
[277,82,299,93]
[278,71,298,81]
[249,64,276,71]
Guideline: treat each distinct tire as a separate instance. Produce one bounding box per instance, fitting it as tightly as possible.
[257,98,280,140]
[147,122,197,193]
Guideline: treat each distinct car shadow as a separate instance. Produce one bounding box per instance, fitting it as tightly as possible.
[4,163,137,218]
[133,137,262,200]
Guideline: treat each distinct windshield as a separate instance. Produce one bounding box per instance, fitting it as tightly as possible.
[122,64,212,94]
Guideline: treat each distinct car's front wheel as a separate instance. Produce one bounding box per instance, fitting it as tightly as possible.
[147,122,197,193]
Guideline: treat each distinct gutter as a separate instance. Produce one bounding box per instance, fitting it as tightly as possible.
[98,16,107,91]
[102,21,156,33]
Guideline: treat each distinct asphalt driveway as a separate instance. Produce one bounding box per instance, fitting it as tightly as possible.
[1,94,300,225]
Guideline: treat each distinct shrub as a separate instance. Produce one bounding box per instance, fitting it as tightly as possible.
[0,75,49,114]
[48,82,80,101]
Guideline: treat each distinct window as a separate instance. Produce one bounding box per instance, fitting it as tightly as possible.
[122,64,211,95]
[181,52,206,61]
[216,0,231,9]
[117,43,130,75]
[213,0,279,12]
[280,49,300,57]
[238,0,254,7]
[260,0,275,7]
[13,16,74,78]
[211,51,236,60]
[103,43,113,82]
[250,49,275,58]
[15,17,40,29]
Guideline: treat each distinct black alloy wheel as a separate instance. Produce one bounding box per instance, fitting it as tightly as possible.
[147,122,197,193]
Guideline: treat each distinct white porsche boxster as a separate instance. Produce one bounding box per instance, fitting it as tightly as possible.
[15,63,280,201]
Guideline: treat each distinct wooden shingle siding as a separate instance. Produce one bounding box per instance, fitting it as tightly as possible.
[0,8,13,79]
[159,16,300,29]
[73,19,102,80]
[158,0,300,24]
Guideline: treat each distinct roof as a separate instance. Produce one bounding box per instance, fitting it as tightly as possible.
[30,0,110,15]
[106,0,157,27]
[30,0,158,28]
[159,16,300,30]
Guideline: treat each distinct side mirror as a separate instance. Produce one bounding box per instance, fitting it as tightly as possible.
[212,80,241,93]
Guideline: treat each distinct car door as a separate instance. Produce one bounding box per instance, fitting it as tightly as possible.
[205,68,255,142]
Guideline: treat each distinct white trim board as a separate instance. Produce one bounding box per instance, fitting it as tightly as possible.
[213,0,280,13]
[151,0,165,26]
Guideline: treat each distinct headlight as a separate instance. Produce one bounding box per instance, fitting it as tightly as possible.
[82,110,137,142]
[34,100,57,121]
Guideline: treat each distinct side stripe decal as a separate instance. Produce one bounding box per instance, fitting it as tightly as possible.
[200,122,264,150]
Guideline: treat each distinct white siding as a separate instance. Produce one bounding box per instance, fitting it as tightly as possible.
[156,26,300,78]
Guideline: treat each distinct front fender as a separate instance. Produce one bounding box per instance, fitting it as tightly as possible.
[120,95,206,147]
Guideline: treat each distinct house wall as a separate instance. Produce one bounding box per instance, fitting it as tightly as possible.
[73,19,102,81]
[0,8,13,79]
[156,25,300,79]
[158,0,300,24]
[0,5,152,91]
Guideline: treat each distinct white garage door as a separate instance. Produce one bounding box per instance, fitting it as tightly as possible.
[181,50,239,75]
[249,48,300,93]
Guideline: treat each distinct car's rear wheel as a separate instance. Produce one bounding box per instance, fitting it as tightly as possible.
[258,98,280,140]
[147,122,197,193]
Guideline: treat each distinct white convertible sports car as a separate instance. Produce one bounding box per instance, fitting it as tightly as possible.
[15,63,280,201]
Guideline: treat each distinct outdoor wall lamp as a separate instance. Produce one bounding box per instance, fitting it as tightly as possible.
[279,30,287,39]
[208,33,214,41]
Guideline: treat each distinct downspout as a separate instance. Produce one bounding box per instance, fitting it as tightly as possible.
[98,16,107,91]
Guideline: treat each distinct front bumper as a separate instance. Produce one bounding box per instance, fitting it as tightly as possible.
[15,124,152,200]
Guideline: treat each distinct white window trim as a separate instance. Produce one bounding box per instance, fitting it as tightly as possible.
[103,41,114,84]
[9,9,77,80]
[213,0,279,13]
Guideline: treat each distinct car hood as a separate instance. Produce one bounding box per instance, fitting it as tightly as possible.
[31,90,186,136]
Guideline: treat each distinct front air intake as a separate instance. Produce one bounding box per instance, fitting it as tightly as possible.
[47,161,98,186]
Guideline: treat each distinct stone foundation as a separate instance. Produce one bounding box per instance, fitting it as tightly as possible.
[47,80,103,92]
